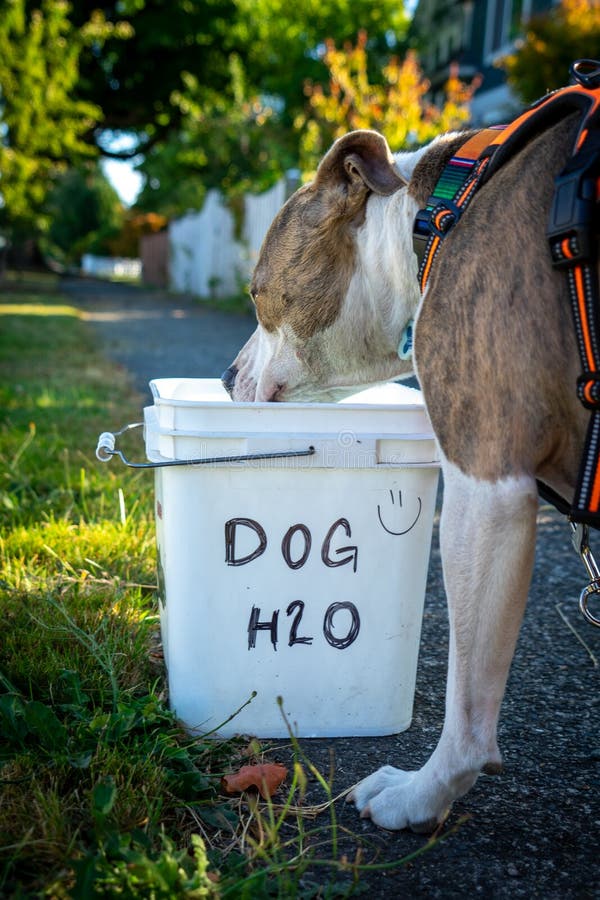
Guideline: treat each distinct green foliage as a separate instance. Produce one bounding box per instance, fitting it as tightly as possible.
[70,0,407,151]
[232,0,408,127]
[502,0,600,103]
[71,831,218,898]
[0,0,109,244]
[42,166,125,265]
[298,36,478,176]
[134,1,409,214]
[71,0,239,145]
[137,53,294,214]
[134,136,208,219]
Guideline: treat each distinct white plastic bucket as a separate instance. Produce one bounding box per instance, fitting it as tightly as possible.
[145,378,439,738]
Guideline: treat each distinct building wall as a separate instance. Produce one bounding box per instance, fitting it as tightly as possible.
[411,0,556,125]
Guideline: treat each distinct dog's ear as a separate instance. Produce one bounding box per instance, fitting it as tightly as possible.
[315,130,405,196]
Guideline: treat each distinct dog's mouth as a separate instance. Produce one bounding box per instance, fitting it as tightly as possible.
[277,381,387,404]
[221,365,237,397]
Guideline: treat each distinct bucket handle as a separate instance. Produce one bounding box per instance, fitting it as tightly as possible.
[96,423,316,469]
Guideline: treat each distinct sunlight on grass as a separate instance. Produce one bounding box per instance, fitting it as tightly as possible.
[0,302,81,317]
[0,283,439,897]
[0,517,155,590]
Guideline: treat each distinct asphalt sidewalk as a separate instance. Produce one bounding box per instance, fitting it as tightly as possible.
[63,277,600,899]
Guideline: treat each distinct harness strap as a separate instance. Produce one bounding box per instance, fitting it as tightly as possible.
[547,122,600,523]
[412,60,600,528]
[413,127,505,292]
[414,65,600,289]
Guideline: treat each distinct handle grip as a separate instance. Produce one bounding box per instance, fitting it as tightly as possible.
[95,422,315,469]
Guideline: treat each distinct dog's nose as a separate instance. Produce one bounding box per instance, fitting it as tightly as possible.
[221,365,238,396]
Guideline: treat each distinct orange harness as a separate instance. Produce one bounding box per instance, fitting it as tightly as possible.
[413,59,600,529]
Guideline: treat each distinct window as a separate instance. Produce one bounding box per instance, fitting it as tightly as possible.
[485,0,533,59]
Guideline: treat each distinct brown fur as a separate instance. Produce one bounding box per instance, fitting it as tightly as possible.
[414,115,588,493]
[251,131,405,341]
[408,131,479,207]
[251,184,358,340]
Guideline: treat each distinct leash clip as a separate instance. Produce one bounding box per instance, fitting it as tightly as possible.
[570,522,600,627]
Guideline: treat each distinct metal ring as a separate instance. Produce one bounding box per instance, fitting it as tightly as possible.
[571,59,600,89]
[579,580,600,627]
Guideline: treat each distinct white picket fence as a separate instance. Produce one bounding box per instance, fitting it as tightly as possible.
[168,179,288,299]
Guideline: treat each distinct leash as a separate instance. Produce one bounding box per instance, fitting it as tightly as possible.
[412,59,600,626]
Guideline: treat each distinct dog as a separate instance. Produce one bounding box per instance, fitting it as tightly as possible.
[221,117,590,831]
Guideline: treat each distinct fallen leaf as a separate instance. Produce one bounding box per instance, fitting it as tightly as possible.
[221,763,288,799]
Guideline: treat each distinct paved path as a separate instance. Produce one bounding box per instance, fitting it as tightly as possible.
[64,277,600,898]
[61,277,256,404]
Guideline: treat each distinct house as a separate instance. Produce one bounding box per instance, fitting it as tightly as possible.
[410,0,558,124]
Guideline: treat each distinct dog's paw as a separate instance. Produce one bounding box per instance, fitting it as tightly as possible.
[348,765,450,832]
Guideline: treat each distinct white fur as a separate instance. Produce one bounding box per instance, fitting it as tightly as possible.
[230,144,430,403]
[352,185,422,345]
[393,143,432,182]
[350,458,539,830]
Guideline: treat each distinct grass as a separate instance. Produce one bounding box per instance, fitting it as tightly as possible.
[0,276,442,898]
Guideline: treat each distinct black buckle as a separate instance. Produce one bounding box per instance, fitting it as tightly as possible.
[413,207,433,267]
[547,161,598,268]
[413,199,462,268]
[429,200,462,238]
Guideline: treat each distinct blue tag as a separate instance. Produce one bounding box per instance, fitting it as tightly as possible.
[398,319,414,360]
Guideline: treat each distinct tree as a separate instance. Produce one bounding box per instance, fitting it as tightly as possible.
[297,33,479,176]
[135,52,295,215]
[69,0,408,158]
[231,0,408,129]
[503,0,600,104]
[0,0,115,247]
[133,4,410,215]
[70,0,241,156]
[42,165,124,265]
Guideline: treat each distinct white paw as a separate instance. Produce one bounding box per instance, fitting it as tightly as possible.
[348,765,450,832]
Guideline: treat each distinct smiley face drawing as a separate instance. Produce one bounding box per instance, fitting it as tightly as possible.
[377,489,422,536]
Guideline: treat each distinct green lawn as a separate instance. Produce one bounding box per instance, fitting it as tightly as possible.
[0,279,438,898]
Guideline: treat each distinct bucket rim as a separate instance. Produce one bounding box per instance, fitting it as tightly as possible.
[149,377,426,412]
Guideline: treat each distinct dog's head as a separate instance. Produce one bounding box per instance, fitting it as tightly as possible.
[223,130,422,402]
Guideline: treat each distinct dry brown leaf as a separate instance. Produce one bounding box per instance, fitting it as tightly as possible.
[221,763,288,799]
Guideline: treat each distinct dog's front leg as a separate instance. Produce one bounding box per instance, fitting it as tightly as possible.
[350,462,538,831]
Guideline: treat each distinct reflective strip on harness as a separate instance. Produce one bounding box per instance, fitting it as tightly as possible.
[576,413,600,516]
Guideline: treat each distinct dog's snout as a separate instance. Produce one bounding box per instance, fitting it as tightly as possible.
[221,365,238,396]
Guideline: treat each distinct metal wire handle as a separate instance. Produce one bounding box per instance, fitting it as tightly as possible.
[96,422,316,469]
